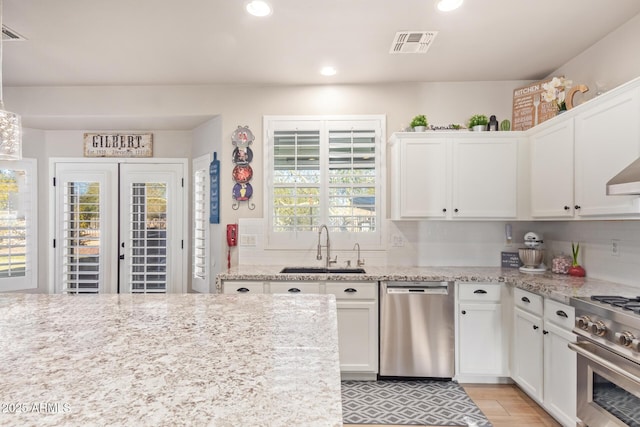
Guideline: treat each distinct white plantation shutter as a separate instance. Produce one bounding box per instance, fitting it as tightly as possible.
[0,159,37,292]
[266,116,384,249]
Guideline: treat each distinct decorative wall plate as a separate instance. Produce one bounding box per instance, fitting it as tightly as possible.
[232,164,253,183]
[232,146,253,165]
[232,183,253,201]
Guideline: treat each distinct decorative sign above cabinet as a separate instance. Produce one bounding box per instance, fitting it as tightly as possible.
[512,78,559,131]
[83,133,153,157]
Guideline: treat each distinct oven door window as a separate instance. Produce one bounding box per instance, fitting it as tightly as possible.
[593,372,640,427]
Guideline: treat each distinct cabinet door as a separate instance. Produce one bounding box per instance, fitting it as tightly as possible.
[452,138,518,218]
[530,121,575,217]
[458,303,504,375]
[336,300,378,373]
[393,137,448,218]
[574,88,640,216]
[512,307,544,403]
[543,321,577,427]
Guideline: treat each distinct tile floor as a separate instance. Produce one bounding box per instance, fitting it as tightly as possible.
[346,383,562,427]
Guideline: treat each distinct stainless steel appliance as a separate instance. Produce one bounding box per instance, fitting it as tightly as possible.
[379,281,454,378]
[570,295,640,427]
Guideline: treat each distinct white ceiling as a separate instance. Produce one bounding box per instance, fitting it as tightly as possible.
[4,0,640,87]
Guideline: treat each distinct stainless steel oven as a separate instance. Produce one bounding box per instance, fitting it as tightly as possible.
[570,296,640,427]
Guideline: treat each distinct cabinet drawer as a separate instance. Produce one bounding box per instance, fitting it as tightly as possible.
[514,288,543,316]
[544,299,575,330]
[458,282,501,302]
[222,281,265,294]
[269,282,321,294]
[326,282,377,300]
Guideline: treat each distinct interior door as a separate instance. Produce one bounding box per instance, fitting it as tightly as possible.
[54,161,185,294]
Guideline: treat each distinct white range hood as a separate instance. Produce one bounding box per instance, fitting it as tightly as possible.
[607,157,640,195]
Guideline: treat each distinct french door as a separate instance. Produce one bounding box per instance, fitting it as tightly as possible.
[53,161,185,293]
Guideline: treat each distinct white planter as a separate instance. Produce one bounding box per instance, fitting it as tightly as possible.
[413,126,427,132]
[471,125,487,131]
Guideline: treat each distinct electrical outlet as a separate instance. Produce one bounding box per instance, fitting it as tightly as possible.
[391,234,404,247]
[240,234,257,246]
[611,239,620,257]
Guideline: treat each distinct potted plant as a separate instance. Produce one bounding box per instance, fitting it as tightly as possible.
[410,115,428,132]
[468,114,489,131]
[568,242,586,277]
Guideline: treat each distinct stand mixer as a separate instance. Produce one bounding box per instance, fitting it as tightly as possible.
[519,232,546,273]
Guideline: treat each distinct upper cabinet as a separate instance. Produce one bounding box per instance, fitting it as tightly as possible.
[574,86,640,217]
[390,133,521,220]
[529,81,640,219]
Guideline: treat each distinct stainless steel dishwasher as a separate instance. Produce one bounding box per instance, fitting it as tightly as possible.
[379,281,454,378]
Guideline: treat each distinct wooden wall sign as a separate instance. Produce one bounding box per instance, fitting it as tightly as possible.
[84,133,153,157]
[511,78,558,131]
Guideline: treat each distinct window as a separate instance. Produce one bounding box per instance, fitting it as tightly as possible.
[0,159,37,292]
[265,116,385,248]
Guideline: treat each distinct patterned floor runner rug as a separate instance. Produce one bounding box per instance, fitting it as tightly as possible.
[341,379,492,426]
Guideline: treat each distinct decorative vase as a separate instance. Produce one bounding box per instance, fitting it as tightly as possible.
[413,126,427,132]
[471,125,486,132]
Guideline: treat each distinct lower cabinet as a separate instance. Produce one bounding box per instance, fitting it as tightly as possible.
[456,282,509,382]
[220,279,378,379]
[512,288,577,427]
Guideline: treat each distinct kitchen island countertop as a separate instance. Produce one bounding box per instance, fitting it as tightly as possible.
[217,265,640,304]
[0,293,343,427]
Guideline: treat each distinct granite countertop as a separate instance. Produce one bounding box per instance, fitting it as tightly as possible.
[217,265,640,304]
[0,294,342,427]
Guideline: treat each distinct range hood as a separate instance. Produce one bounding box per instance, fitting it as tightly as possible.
[606,157,640,195]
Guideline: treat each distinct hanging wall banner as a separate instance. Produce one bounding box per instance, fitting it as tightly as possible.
[210,152,220,224]
[83,133,153,157]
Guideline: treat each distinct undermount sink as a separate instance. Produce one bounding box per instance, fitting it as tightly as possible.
[279,267,366,274]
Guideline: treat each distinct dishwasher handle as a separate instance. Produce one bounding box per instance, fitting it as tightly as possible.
[386,286,449,295]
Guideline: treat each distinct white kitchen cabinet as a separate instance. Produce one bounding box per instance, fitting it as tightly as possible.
[529,120,575,218]
[326,282,378,379]
[221,280,267,294]
[221,279,378,378]
[390,133,520,220]
[543,300,577,427]
[574,86,640,217]
[456,282,508,382]
[512,289,544,403]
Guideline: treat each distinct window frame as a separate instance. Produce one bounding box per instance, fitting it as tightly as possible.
[263,115,386,250]
[0,158,38,292]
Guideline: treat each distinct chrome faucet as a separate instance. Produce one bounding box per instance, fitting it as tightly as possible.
[317,224,337,267]
[353,242,365,267]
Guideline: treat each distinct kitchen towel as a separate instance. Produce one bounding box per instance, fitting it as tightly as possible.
[341,379,492,426]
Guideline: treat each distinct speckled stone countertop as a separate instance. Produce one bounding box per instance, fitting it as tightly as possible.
[217,265,640,304]
[0,293,342,427]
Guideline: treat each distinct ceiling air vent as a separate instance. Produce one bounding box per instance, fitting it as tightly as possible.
[2,25,25,41]
[390,31,437,54]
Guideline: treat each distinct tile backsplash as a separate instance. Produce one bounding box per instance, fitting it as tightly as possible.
[237,218,640,289]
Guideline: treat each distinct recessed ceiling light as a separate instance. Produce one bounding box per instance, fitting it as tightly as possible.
[436,0,463,12]
[320,66,337,76]
[245,1,272,17]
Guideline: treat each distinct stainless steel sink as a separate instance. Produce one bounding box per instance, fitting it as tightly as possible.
[279,267,366,274]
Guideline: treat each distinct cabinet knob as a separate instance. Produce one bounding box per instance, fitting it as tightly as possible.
[543,330,549,335]
[237,287,250,293]
[575,205,581,210]
[533,325,539,330]
[461,310,467,315]
[454,208,459,213]
[442,208,447,213]
[564,205,571,211]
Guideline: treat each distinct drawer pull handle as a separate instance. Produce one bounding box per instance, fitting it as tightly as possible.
[237,287,250,293]
[288,288,301,293]
[556,310,568,318]
[521,296,531,303]
[344,288,358,293]
[473,289,488,294]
